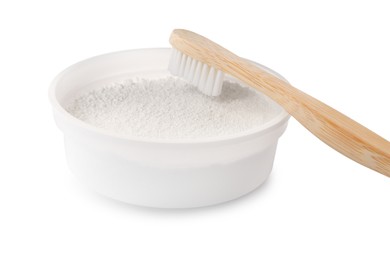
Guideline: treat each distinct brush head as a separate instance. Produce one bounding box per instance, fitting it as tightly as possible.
[168,29,241,96]
[168,48,225,96]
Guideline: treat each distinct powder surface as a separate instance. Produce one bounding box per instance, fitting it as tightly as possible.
[66,77,279,140]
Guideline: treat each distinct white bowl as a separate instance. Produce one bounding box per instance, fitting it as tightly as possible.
[49,48,289,208]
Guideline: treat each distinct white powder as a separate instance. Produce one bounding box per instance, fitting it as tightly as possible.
[66,76,278,140]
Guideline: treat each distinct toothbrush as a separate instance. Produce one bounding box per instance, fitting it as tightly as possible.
[169,29,390,178]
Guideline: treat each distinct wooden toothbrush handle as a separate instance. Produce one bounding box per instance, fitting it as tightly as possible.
[237,62,390,177]
[170,29,390,177]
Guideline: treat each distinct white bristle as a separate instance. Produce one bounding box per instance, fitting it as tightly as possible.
[168,48,225,96]
[198,63,210,93]
[191,61,203,86]
[212,70,224,96]
[178,54,188,76]
[183,56,192,78]
[187,58,197,82]
[204,67,216,96]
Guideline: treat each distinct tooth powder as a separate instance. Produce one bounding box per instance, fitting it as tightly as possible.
[66,77,277,140]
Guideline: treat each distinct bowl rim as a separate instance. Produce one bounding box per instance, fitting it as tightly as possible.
[49,48,290,145]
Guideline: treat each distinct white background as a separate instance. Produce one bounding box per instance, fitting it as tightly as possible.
[1,0,389,259]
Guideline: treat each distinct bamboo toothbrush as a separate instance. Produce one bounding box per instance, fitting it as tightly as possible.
[169,29,390,178]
